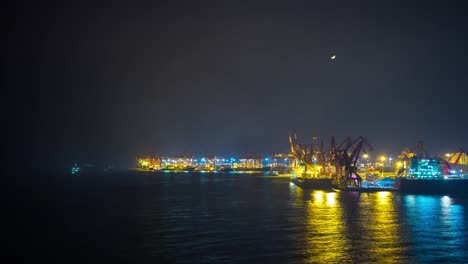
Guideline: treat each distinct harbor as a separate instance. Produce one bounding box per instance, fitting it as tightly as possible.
[17,2,468,262]
[126,131,468,195]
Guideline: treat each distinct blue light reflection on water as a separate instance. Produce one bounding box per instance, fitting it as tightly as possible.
[402,195,466,263]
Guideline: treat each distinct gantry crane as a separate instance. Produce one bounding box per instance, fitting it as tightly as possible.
[442,148,467,175]
[331,136,373,188]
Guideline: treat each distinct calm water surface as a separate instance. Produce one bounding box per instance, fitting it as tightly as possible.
[20,172,468,263]
[133,172,468,263]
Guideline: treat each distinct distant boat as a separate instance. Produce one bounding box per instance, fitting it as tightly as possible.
[235,167,270,172]
[177,166,195,172]
[270,170,279,176]
[274,166,291,174]
[70,163,106,175]
[219,166,234,172]
[157,165,176,172]
[71,164,80,175]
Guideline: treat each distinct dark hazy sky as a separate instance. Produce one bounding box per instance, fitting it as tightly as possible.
[10,1,468,170]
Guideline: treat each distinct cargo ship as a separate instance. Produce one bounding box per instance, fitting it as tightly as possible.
[398,177,468,195]
[291,177,334,190]
[290,166,334,190]
[287,132,337,190]
[396,156,468,195]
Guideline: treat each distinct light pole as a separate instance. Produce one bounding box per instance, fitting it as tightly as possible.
[445,153,451,161]
[363,154,369,164]
[362,154,369,171]
[380,156,386,178]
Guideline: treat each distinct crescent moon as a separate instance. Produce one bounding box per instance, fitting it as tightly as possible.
[331,55,336,60]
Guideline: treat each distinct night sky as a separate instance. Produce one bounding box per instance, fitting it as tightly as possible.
[10,1,468,171]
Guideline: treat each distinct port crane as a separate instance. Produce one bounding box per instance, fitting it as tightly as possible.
[289,131,373,186]
[288,129,325,173]
[442,148,467,175]
[331,136,373,188]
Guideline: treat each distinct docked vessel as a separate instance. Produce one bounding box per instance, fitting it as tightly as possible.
[291,176,334,190]
[343,177,398,192]
[288,132,343,190]
[398,177,468,195]
[288,131,374,192]
[344,186,398,192]
[291,165,334,190]
[396,150,468,195]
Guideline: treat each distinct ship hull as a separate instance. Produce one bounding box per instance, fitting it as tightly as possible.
[398,178,468,195]
[343,186,398,192]
[291,178,334,190]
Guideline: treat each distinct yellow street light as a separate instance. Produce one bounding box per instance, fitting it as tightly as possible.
[363,154,369,168]
[380,156,386,177]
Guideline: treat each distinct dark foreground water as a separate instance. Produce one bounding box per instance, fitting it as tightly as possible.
[12,171,468,263]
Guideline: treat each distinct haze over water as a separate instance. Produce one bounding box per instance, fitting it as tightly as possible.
[17,172,468,263]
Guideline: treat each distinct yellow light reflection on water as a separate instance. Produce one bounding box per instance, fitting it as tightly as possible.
[304,190,348,263]
[361,192,403,262]
[378,191,390,203]
[326,192,336,206]
[314,191,324,203]
[291,186,407,262]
